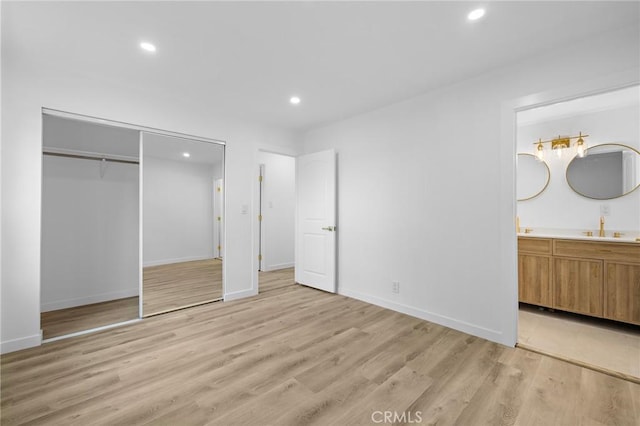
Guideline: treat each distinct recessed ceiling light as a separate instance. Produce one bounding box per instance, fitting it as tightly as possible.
[467,8,485,21]
[290,96,301,105]
[182,152,190,158]
[140,42,157,53]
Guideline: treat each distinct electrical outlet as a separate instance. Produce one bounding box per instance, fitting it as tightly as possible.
[600,204,610,216]
[392,281,400,294]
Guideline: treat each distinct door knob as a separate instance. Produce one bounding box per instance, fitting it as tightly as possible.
[322,226,335,232]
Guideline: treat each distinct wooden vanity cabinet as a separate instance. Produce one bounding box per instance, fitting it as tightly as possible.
[517,238,552,307]
[604,262,640,325]
[518,236,640,325]
[553,257,602,317]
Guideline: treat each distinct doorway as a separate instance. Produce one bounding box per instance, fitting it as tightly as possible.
[256,151,296,293]
[514,85,640,380]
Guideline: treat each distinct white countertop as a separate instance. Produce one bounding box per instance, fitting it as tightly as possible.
[517,227,640,243]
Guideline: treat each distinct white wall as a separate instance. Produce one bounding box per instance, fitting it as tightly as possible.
[143,156,216,266]
[258,152,295,271]
[517,105,640,231]
[41,156,139,311]
[302,25,640,346]
[1,52,299,354]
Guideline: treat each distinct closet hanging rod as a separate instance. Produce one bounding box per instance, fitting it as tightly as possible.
[43,151,139,165]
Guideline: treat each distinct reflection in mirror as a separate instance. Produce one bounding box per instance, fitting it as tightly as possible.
[517,153,550,201]
[566,144,640,200]
[142,132,224,316]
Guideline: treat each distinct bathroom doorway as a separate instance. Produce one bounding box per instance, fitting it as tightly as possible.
[515,85,640,381]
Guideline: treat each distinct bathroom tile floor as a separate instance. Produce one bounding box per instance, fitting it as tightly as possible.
[518,304,640,380]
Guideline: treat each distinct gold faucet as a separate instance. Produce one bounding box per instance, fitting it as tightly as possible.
[599,216,605,237]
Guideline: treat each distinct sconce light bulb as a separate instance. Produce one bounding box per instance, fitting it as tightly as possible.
[535,141,544,161]
[556,148,563,158]
[576,133,587,158]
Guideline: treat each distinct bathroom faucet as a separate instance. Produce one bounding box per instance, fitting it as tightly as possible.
[599,216,605,237]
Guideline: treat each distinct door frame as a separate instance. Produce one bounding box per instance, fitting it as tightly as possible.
[500,69,639,347]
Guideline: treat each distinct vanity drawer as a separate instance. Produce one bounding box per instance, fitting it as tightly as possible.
[518,237,552,255]
[553,239,640,264]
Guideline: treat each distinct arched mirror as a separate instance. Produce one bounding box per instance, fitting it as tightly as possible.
[566,143,640,200]
[517,153,550,201]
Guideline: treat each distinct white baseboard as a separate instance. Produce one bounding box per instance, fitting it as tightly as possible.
[41,288,139,312]
[338,287,504,345]
[262,262,294,272]
[224,287,258,302]
[1,331,42,354]
[143,255,213,267]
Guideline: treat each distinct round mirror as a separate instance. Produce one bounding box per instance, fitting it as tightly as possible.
[517,153,550,201]
[566,143,640,200]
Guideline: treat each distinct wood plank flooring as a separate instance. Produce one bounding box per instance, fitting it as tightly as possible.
[4,269,639,425]
[143,258,223,316]
[41,297,139,340]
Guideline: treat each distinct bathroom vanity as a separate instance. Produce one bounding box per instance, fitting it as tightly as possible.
[518,233,640,326]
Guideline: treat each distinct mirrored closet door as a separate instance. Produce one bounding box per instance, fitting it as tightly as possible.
[41,114,141,339]
[141,132,224,316]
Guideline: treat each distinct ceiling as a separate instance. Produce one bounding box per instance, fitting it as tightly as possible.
[4,1,639,132]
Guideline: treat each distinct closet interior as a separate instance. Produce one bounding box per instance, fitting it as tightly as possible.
[41,115,140,339]
[41,113,224,339]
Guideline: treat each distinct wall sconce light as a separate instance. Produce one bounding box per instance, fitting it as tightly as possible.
[533,132,589,160]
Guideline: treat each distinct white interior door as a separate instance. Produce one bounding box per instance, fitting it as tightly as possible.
[295,149,337,293]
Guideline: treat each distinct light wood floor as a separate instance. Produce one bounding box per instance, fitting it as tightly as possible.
[41,297,139,340]
[4,269,639,425]
[519,304,640,381]
[143,258,223,316]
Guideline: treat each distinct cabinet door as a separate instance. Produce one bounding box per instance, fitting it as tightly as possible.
[605,262,640,325]
[518,254,552,307]
[553,258,603,316]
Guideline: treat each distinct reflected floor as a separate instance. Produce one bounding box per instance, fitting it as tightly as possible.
[518,304,640,380]
[143,258,223,316]
[41,297,139,339]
